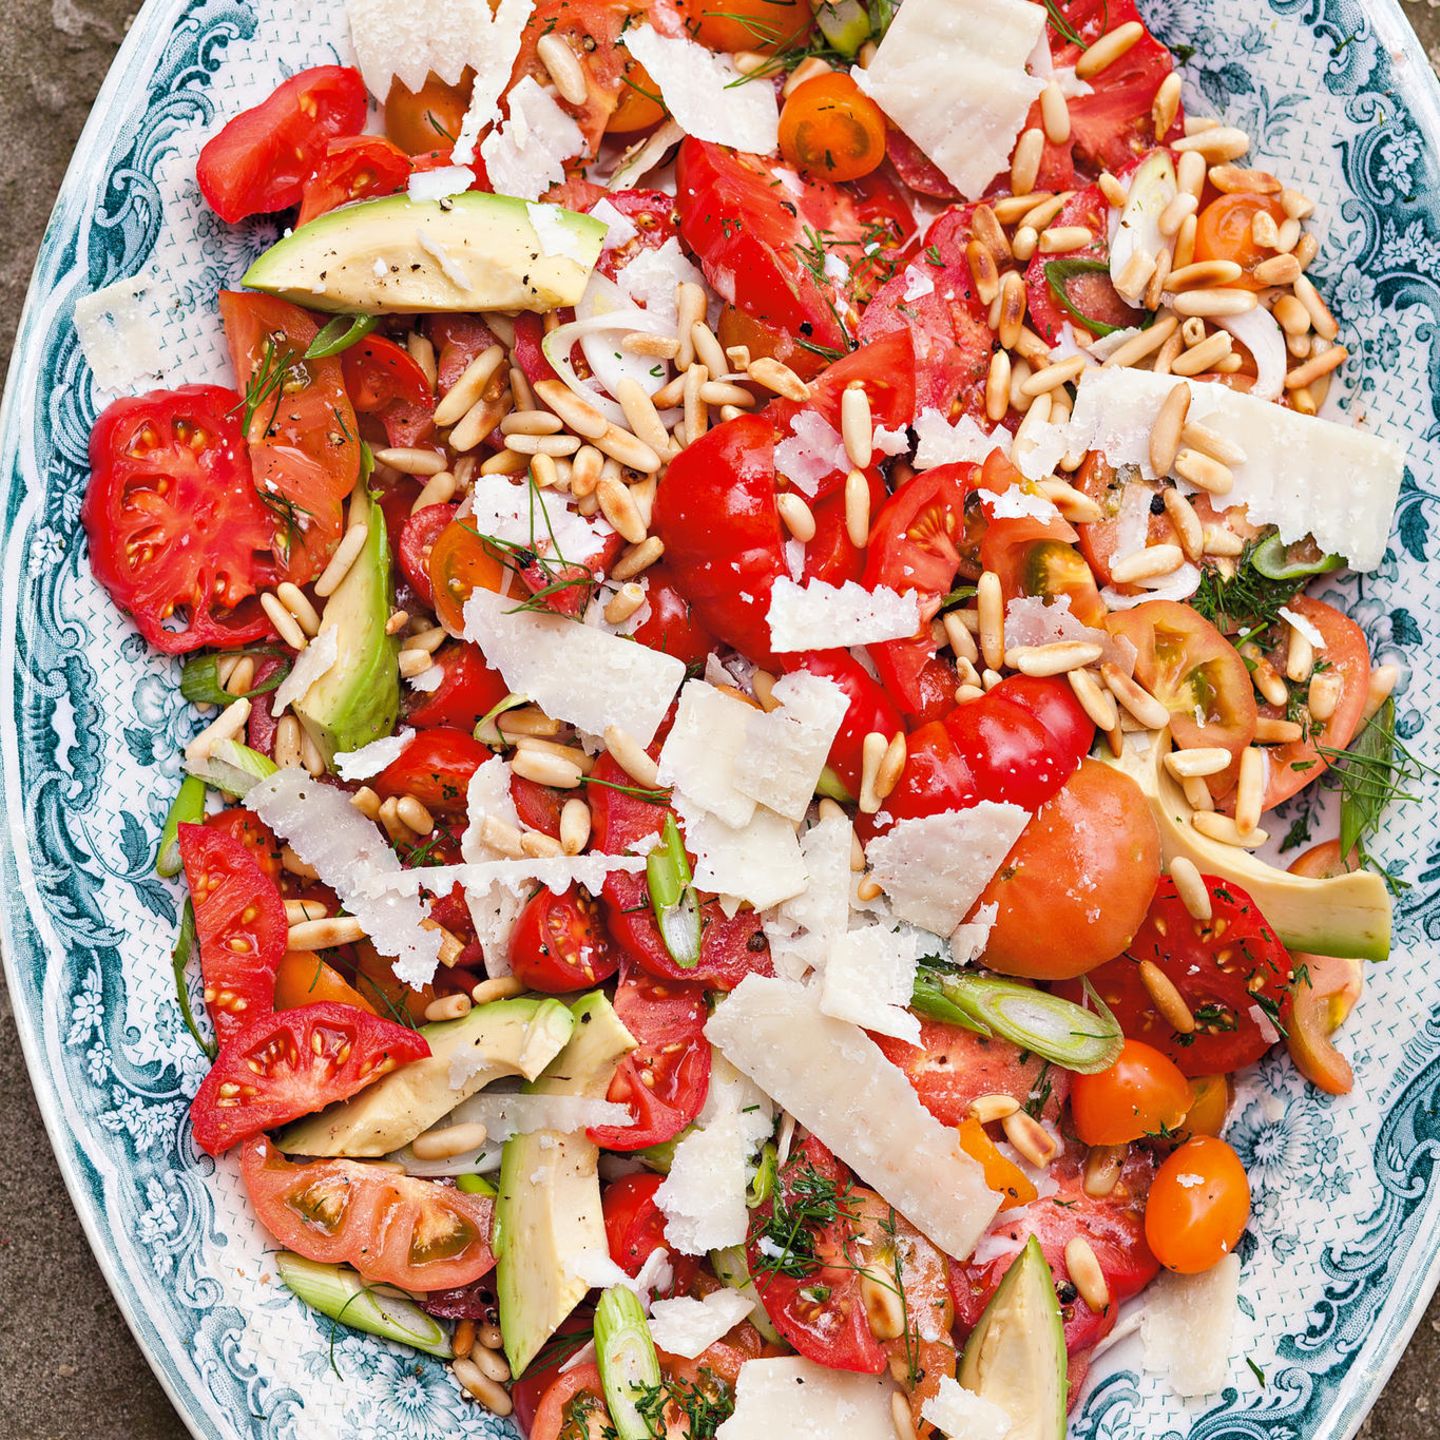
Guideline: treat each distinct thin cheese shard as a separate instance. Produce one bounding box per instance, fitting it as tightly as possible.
[73,274,166,391]
[865,803,1029,936]
[1140,1252,1242,1397]
[333,728,416,782]
[676,797,807,912]
[270,629,340,718]
[346,0,531,99]
[658,681,760,827]
[820,924,926,1044]
[460,754,528,976]
[733,672,849,821]
[853,0,1045,200]
[767,577,920,652]
[648,1291,755,1359]
[776,811,853,952]
[921,1376,1011,1440]
[621,25,779,154]
[716,1358,896,1440]
[1067,366,1404,570]
[914,408,1009,469]
[480,76,585,202]
[707,976,1000,1258]
[774,410,849,496]
[463,587,685,746]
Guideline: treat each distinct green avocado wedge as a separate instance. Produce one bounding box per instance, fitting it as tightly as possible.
[242,192,605,315]
[1102,729,1391,961]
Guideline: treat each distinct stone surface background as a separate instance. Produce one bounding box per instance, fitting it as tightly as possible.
[1,1,1438,1436]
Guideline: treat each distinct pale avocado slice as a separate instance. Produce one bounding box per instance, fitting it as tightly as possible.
[958,1236,1067,1439]
[275,996,575,1157]
[242,192,606,315]
[293,486,399,768]
[496,991,638,1377]
[1102,731,1391,961]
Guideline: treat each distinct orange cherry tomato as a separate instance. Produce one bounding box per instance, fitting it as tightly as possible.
[1181,1074,1232,1140]
[609,58,665,133]
[778,73,887,183]
[1193,192,1288,291]
[1071,1039,1193,1146]
[427,517,509,635]
[273,950,377,1015]
[684,0,814,53]
[384,69,475,155]
[1145,1135,1251,1273]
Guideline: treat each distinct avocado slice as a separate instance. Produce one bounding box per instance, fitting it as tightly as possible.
[1103,731,1391,961]
[275,996,575,1157]
[496,991,638,1377]
[293,486,399,767]
[958,1236,1067,1439]
[242,192,606,315]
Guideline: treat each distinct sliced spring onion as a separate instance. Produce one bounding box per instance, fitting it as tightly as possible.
[1249,533,1343,582]
[179,648,290,707]
[636,1131,683,1174]
[170,900,216,1059]
[1044,258,1134,338]
[304,313,380,360]
[910,967,1124,1074]
[710,1244,784,1344]
[747,1141,777,1209]
[456,1172,498,1196]
[276,1253,453,1358]
[156,775,206,877]
[594,1284,662,1440]
[184,738,279,798]
[814,765,852,804]
[867,0,897,40]
[1215,305,1287,402]
[474,691,531,747]
[813,0,872,55]
[647,815,701,970]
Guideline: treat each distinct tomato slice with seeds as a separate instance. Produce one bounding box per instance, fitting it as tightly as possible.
[341,333,436,450]
[241,1134,495,1289]
[296,134,412,225]
[201,806,284,884]
[399,502,458,609]
[590,188,681,280]
[82,386,277,654]
[587,966,711,1152]
[190,1001,429,1153]
[1074,455,1179,588]
[628,561,719,669]
[509,884,618,993]
[179,822,289,1045]
[373,726,492,815]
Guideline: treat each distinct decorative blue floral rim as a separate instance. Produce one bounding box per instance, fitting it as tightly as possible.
[3,0,1440,1436]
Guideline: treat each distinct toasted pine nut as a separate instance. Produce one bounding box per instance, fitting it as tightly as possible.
[611,535,665,581]
[1201,526,1245,559]
[559,798,592,856]
[1157,191,1198,239]
[521,830,564,859]
[967,240,1001,306]
[287,915,366,951]
[499,408,563,437]
[1067,668,1119,732]
[1174,448,1234,496]
[1285,621,1315,684]
[1038,224,1095,254]
[1083,1145,1125,1198]
[840,383,873,469]
[536,31,588,104]
[1253,252,1302,287]
[1235,746,1265,836]
[1293,274,1340,340]
[1010,641,1105,677]
[480,447,529,476]
[1149,382,1191,476]
[1182,775,1214,812]
[1170,331,1233,377]
[1010,225,1039,263]
[1110,543,1184,585]
[1172,126,1251,161]
[1040,80,1071,144]
[284,898,330,925]
[1193,811,1269,848]
[1164,746,1232,779]
[776,491,817,544]
[890,1390,918,1440]
[1255,716,1304,744]
[505,431,581,459]
[1152,71,1182,139]
[992,191,1051,224]
[875,732,907,801]
[605,724,659,788]
[185,696,252,763]
[748,355,810,401]
[858,731,888,815]
[511,748,583,788]
[410,1117,489,1162]
[1020,355,1086,398]
[1103,664,1170,730]
[399,648,436,680]
[597,475,648,544]
[998,272,1026,351]
[1101,313,1180,371]
[529,378,606,441]
[1285,343,1348,391]
[1277,217,1303,254]
[1011,127,1045,196]
[1308,669,1343,724]
[1363,663,1400,722]
[1166,259,1244,292]
[941,611,979,666]
[1175,149,1207,202]
[1075,20,1143,79]
[970,1094,1021,1124]
[471,975,527,1006]
[1171,286,1258,318]
[453,1355,513,1415]
[985,350,1011,423]
[977,571,1004,671]
[844,468,871,549]
[1169,855,1212,923]
[1065,1236,1111,1313]
[1002,1110,1059,1168]
[1161,488,1203,563]
[603,581,647,626]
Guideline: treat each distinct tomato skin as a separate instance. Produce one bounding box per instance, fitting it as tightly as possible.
[629,561,719,667]
[273,950,376,1013]
[980,759,1162,980]
[1145,1136,1251,1274]
[1071,1039,1194,1146]
[942,690,1077,811]
[384,69,475,154]
[202,806,283,884]
[682,0,812,51]
[425,313,501,393]
[778,73,887,183]
[652,414,788,664]
[870,721,980,834]
[398,502,457,609]
[341,334,435,449]
[601,1171,701,1295]
[296,134,412,225]
[196,66,367,222]
[993,674,1095,768]
[83,387,277,653]
[1075,455,1179,588]
[981,513,1107,629]
[373,727,491,815]
[179,823,289,1045]
[219,292,361,584]
[529,1364,610,1440]
[190,1002,429,1154]
[784,650,905,797]
[404,641,511,730]
[509,885,618,993]
[241,1134,496,1289]
[1194,192,1288,290]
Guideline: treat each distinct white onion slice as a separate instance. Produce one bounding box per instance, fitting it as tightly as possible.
[1110,151,1176,300]
[541,307,669,426]
[1216,305,1287,401]
[577,273,673,409]
[1101,561,1202,609]
[607,119,684,190]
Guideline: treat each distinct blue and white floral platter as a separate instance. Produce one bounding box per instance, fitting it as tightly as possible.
[3,0,1440,1435]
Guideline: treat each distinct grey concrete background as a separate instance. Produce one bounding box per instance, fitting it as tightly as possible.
[1,0,1438,1436]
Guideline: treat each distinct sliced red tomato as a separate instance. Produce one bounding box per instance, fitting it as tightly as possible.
[1074,456,1179,588]
[788,328,919,437]
[179,822,288,1044]
[342,334,435,450]
[745,1137,886,1374]
[191,1002,428,1153]
[245,655,289,757]
[219,291,361,584]
[601,1173,701,1297]
[510,776,567,839]
[196,66,367,223]
[862,463,976,713]
[529,1364,611,1440]
[425,313,501,393]
[784,650,906,799]
[426,514,510,635]
[591,188,681,280]
[83,386,276,653]
[803,472,887,588]
[296,134,411,225]
[373,726,491,815]
[652,413,788,664]
[273,950,377,1014]
[629,561,719,668]
[509,885,618,993]
[951,1142,1159,1359]
[875,1021,1070,1126]
[241,1135,495,1288]
[1066,875,1292,1076]
[883,127,960,199]
[398,501,456,609]
[588,966,711,1151]
[404,643,510,730]
[512,1314,597,1430]
[203,806,284,884]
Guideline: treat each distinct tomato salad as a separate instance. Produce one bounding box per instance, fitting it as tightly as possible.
[80,0,1412,1432]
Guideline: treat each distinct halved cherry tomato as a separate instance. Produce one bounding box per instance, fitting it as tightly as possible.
[588,966,711,1151]
[683,0,812,51]
[1144,1135,1250,1273]
[179,823,288,1044]
[1256,596,1370,809]
[83,387,277,653]
[607,59,665,133]
[1074,456,1179,587]
[1181,1073,1232,1139]
[273,950,377,1014]
[981,496,1107,628]
[1070,1038,1193,1145]
[1194,192,1289,291]
[1064,875,1291,1076]
[219,292,361,584]
[746,1137,887,1374]
[296,135,411,225]
[529,1364,611,1440]
[942,679,1087,810]
[241,1134,495,1288]
[399,502,456,609]
[202,806,283,884]
[510,776,567,839]
[373,726,491,815]
[384,69,475,154]
[803,473,887,587]
[1024,182,1141,344]
[427,516,509,634]
[980,759,1161,979]
[405,641,511,730]
[601,1173,702,1298]
[196,66,367,222]
[778,73,887,183]
[191,1002,429,1153]
[868,721,979,835]
[1106,600,1257,775]
[509,885,618,993]
[512,1314,596,1429]
[785,650,906,799]
[629,561,719,668]
[342,334,435,450]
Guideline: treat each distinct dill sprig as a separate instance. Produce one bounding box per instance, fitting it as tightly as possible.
[751,1159,858,1280]
[579,774,671,804]
[1189,541,1300,635]
[632,1368,735,1440]
[1042,0,1104,49]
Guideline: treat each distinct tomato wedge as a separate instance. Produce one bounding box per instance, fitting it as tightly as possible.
[509,884,618,993]
[784,650,905,798]
[178,822,288,1044]
[342,334,436,450]
[190,1001,429,1154]
[296,134,412,225]
[83,386,277,653]
[241,1135,495,1290]
[373,726,492,815]
[404,642,511,731]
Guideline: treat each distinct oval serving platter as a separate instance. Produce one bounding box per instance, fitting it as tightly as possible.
[3,1,1440,1436]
